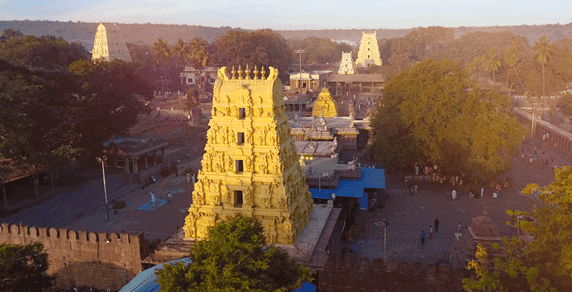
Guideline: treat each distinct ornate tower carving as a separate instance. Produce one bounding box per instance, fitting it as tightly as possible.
[338,52,355,74]
[355,31,382,67]
[312,86,337,117]
[184,65,314,245]
[92,23,132,62]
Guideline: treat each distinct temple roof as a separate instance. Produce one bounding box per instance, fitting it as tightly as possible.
[470,207,499,238]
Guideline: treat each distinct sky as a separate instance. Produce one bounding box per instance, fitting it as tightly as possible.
[0,0,571,30]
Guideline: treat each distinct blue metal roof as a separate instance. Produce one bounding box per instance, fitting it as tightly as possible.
[309,168,385,210]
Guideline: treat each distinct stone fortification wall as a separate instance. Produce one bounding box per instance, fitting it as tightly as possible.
[0,223,148,290]
[319,252,469,292]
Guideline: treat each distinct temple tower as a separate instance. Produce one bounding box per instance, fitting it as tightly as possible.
[338,52,355,74]
[355,31,382,67]
[312,86,338,117]
[92,23,132,62]
[184,65,313,245]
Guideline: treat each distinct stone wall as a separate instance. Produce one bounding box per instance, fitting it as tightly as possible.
[319,253,468,292]
[0,223,149,290]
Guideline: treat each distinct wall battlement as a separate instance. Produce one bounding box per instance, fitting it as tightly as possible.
[0,222,148,290]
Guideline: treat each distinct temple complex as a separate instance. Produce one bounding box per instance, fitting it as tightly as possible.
[355,31,382,67]
[183,65,314,245]
[338,52,355,74]
[92,23,132,62]
[312,86,338,117]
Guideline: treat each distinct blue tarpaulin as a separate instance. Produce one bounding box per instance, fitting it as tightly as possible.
[119,257,316,292]
[309,168,385,210]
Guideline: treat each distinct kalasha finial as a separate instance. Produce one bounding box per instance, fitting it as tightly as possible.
[238,65,243,80]
[260,66,266,79]
[253,65,259,80]
[245,64,251,80]
[231,66,236,79]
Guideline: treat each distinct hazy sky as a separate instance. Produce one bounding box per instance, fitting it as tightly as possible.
[1,0,570,30]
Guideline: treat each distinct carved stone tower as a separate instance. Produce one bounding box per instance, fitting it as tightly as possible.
[338,52,355,74]
[312,86,338,117]
[184,65,314,245]
[92,23,132,62]
[355,31,382,67]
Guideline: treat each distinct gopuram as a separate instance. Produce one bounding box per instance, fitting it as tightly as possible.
[183,65,314,245]
[92,22,132,62]
[338,52,355,74]
[355,31,382,67]
[312,86,338,118]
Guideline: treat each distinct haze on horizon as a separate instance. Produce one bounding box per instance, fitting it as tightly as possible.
[1,0,571,31]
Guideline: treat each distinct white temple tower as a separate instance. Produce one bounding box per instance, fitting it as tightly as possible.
[338,52,355,74]
[92,23,132,62]
[355,31,382,68]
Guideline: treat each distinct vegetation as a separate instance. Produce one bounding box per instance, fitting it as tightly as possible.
[287,37,352,65]
[156,214,312,292]
[464,166,572,291]
[0,242,56,292]
[112,200,127,210]
[368,58,526,180]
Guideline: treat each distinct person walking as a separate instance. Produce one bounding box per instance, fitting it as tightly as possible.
[415,164,419,176]
[480,187,485,198]
[434,218,439,233]
[167,192,173,204]
[421,230,426,245]
[457,222,462,233]
[429,226,434,239]
[451,190,457,200]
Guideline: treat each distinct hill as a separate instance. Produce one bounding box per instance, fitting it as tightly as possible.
[3,20,572,51]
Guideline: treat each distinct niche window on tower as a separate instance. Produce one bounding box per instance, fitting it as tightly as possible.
[234,190,243,207]
[237,132,245,145]
[239,108,246,119]
[236,160,244,173]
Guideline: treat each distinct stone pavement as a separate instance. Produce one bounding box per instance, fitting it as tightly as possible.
[326,140,571,269]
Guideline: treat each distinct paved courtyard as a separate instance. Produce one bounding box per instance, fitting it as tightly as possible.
[327,140,569,269]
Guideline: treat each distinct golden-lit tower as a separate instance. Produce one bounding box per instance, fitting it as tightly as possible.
[92,23,132,62]
[184,65,313,244]
[355,31,382,67]
[312,86,338,117]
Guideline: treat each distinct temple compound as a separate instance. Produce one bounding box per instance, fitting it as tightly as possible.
[183,65,314,245]
[312,86,338,117]
[92,22,132,62]
[338,52,355,74]
[355,31,382,67]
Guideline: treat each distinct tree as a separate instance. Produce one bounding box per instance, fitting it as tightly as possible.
[534,35,553,100]
[481,48,501,81]
[151,38,171,92]
[464,166,572,291]
[368,58,525,180]
[187,37,212,97]
[0,242,57,292]
[156,214,312,292]
[504,38,526,95]
[171,38,190,68]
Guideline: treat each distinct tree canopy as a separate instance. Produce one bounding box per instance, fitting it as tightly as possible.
[464,166,572,291]
[0,242,56,292]
[369,58,526,180]
[156,214,312,292]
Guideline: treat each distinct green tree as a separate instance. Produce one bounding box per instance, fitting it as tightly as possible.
[368,58,525,180]
[0,242,57,292]
[187,37,212,97]
[156,214,312,292]
[171,38,190,68]
[482,48,502,81]
[534,35,553,100]
[464,167,572,291]
[151,38,171,92]
[504,38,526,95]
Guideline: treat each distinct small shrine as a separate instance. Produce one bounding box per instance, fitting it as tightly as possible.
[338,52,355,75]
[312,86,338,118]
[452,207,504,263]
[183,65,314,245]
[91,23,132,62]
[355,31,382,67]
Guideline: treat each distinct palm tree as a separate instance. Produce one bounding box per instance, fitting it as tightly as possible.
[534,35,553,115]
[151,38,171,93]
[171,38,190,67]
[187,37,211,97]
[504,38,526,94]
[481,48,501,81]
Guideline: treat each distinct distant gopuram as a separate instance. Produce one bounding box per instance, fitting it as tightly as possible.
[338,52,355,74]
[312,86,338,117]
[355,31,382,67]
[92,22,132,62]
[183,65,314,245]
